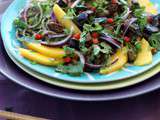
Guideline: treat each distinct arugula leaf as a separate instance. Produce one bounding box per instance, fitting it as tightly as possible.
[83,24,93,32]
[31,0,55,16]
[133,6,147,30]
[100,42,112,54]
[114,24,122,36]
[93,43,112,55]
[41,3,51,16]
[94,0,109,12]
[83,23,103,32]
[64,8,76,19]
[93,23,103,31]
[86,44,112,65]
[63,46,75,57]
[149,32,160,50]
[79,31,88,53]
[14,18,27,29]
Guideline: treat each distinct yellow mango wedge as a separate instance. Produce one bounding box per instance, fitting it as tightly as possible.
[138,0,158,14]
[53,4,81,34]
[128,0,158,14]
[19,48,63,66]
[134,38,152,66]
[100,47,128,74]
[23,41,66,59]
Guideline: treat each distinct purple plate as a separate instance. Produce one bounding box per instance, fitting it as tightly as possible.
[0,0,160,101]
[0,35,160,101]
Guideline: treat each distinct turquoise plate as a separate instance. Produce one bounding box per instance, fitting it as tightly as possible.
[1,0,160,83]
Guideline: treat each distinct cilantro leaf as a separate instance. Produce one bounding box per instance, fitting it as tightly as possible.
[63,46,75,57]
[83,23,103,32]
[14,18,27,29]
[149,32,160,50]
[93,45,101,55]
[133,6,147,30]
[56,62,84,76]
[100,42,112,54]
[64,8,76,19]
[79,31,88,53]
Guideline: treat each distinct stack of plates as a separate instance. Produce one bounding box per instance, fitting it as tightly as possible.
[0,0,160,100]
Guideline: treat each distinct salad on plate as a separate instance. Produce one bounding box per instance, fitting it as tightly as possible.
[13,0,160,76]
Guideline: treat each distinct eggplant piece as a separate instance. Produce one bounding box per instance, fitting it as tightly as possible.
[127,23,142,36]
[128,48,137,62]
[143,24,159,39]
[96,10,109,17]
[152,14,160,28]
[77,13,88,21]
[107,3,119,15]
[47,21,64,33]
[69,38,80,50]
[123,18,137,36]
[144,24,159,33]
[57,0,67,7]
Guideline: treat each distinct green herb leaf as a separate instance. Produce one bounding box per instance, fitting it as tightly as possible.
[133,6,147,30]
[119,0,128,5]
[149,32,160,50]
[79,31,88,53]
[83,23,103,32]
[14,18,27,29]
[93,45,101,55]
[56,62,84,76]
[100,42,112,54]
[63,46,75,57]
[64,8,76,19]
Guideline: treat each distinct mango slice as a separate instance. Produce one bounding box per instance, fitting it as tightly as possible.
[53,4,81,34]
[134,38,152,66]
[19,48,63,66]
[100,47,128,74]
[23,41,65,59]
[138,0,158,14]
[128,0,158,14]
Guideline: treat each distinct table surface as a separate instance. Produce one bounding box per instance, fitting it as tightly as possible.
[1,0,160,120]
